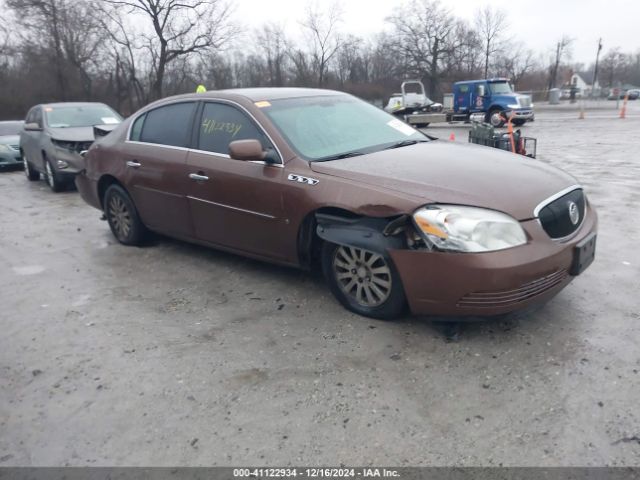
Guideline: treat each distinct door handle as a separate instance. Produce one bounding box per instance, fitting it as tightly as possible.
[126,160,142,168]
[189,173,209,181]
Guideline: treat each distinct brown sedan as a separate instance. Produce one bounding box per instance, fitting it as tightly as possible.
[76,88,597,319]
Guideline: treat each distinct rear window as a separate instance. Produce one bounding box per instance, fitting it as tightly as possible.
[139,102,196,148]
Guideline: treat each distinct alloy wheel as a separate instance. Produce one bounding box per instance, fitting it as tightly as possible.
[108,195,132,240]
[45,161,54,188]
[332,246,392,307]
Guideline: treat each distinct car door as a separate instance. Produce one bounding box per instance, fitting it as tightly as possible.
[185,101,288,261]
[21,106,43,169]
[123,101,196,238]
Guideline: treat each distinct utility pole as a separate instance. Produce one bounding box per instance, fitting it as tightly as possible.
[591,38,603,98]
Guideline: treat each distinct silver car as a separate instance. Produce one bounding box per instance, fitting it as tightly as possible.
[20,102,122,191]
[0,121,24,170]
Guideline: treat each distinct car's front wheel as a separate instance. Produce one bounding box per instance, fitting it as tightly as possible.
[321,242,407,320]
[487,108,506,128]
[44,156,64,192]
[23,155,40,181]
[104,184,147,246]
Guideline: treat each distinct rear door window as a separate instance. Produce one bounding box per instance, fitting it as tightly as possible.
[130,113,146,142]
[196,102,275,158]
[139,102,196,148]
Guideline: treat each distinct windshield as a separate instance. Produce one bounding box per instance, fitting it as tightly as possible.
[0,122,23,136]
[45,105,122,128]
[261,95,427,161]
[489,82,513,95]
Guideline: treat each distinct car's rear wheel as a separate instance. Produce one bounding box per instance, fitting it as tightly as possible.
[23,155,40,181]
[321,242,406,320]
[44,156,64,192]
[104,184,147,246]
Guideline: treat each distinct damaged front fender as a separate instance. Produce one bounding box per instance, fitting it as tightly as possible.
[315,213,408,257]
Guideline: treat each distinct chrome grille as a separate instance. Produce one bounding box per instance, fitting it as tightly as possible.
[538,189,585,239]
[457,270,568,308]
[518,96,532,108]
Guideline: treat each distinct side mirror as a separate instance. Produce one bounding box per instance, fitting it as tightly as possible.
[24,122,42,131]
[229,139,277,163]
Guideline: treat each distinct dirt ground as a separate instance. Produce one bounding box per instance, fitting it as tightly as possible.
[1,101,639,467]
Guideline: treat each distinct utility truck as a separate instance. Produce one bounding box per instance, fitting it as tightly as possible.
[386,79,534,128]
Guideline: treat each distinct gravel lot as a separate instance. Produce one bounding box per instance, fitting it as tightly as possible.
[1,101,639,466]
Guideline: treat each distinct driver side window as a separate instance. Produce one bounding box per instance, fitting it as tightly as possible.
[196,102,278,161]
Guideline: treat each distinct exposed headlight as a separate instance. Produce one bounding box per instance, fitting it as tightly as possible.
[412,205,527,253]
[507,103,520,109]
[51,139,76,151]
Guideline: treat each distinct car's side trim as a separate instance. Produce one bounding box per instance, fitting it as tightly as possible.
[126,140,190,152]
[533,184,582,217]
[186,196,277,220]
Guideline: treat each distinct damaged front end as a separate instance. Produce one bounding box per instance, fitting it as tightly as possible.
[315,212,426,257]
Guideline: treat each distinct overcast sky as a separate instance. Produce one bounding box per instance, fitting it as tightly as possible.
[234,0,639,66]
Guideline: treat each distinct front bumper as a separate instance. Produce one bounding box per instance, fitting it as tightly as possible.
[508,109,534,120]
[49,146,87,176]
[389,206,597,317]
[0,150,21,167]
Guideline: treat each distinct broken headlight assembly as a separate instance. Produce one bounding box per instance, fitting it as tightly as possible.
[412,205,527,253]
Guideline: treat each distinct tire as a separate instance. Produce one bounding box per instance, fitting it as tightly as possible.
[103,184,147,246]
[23,155,40,181]
[486,108,505,128]
[321,242,407,320]
[512,119,526,127]
[44,156,64,192]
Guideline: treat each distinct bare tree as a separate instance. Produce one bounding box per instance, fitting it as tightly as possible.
[301,1,343,87]
[387,0,462,97]
[7,0,106,99]
[548,35,573,90]
[256,23,288,87]
[497,43,536,89]
[101,0,236,99]
[475,6,508,79]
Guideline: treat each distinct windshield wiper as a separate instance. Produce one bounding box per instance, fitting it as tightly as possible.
[315,151,365,162]
[383,139,429,150]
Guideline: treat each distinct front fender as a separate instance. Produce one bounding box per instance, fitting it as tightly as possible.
[315,213,406,257]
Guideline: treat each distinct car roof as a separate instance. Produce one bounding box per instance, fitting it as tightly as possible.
[153,88,348,105]
[40,102,111,108]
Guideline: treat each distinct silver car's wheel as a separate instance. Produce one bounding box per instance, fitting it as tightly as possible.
[332,245,392,307]
[23,155,40,181]
[45,160,54,188]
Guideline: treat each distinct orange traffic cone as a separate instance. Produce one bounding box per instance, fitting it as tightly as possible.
[506,115,516,153]
[620,93,628,119]
[449,132,455,141]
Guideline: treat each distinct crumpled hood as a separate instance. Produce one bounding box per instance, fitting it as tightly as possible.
[47,124,117,142]
[310,140,578,220]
